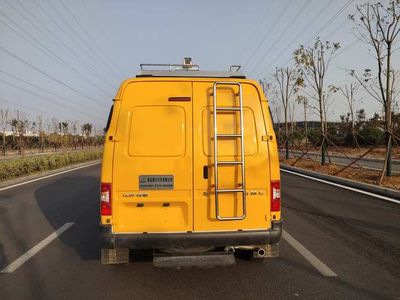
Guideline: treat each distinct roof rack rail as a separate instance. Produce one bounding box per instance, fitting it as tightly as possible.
[140,58,199,71]
[140,63,200,71]
[137,58,246,79]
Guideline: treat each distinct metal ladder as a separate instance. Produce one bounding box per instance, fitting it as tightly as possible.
[213,82,246,221]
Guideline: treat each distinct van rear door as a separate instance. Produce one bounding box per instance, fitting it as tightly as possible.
[192,81,270,231]
[112,81,193,233]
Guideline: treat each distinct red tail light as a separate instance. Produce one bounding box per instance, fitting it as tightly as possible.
[271,180,281,212]
[101,183,112,216]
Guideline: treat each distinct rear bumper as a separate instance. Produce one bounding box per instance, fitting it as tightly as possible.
[100,220,282,249]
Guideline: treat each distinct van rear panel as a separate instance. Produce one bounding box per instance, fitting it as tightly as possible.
[109,78,274,234]
[192,82,270,231]
[112,81,193,232]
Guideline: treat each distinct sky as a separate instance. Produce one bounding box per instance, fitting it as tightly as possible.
[0,0,399,132]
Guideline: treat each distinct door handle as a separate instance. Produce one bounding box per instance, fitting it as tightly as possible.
[203,165,208,179]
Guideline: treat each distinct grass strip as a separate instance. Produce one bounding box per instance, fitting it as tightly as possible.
[0,149,102,181]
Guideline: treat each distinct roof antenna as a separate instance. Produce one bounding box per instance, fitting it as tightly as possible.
[230,65,242,71]
[183,57,193,68]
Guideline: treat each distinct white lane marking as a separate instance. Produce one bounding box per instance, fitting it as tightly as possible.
[282,230,337,277]
[281,169,400,205]
[0,161,101,192]
[1,222,74,274]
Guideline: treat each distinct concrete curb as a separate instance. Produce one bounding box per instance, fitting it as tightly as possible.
[0,160,101,190]
[281,164,400,201]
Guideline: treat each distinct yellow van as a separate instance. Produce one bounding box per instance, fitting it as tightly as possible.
[100,59,282,266]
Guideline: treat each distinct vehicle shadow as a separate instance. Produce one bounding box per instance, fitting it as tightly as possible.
[34,175,100,261]
[0,243,8,268]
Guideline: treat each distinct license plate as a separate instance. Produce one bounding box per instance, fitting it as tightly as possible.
[139,175,174,190]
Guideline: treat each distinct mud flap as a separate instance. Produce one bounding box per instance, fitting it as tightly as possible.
[265,243,279,258]
[101,248,129,264]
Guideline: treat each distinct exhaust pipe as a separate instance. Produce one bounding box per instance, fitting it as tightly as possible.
[224,246,235,253]
[252,247,267,259]
[257,248,266,257]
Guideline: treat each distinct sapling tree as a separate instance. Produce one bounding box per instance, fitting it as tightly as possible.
[296,95,309,148]
[272,67,302,159]
[350,0,400,178]
[0,109,9,155]
[294,38,340,165]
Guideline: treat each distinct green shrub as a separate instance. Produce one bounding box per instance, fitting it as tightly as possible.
[0,149,102,181]
[358,127,385,145]
[307,129,323,145]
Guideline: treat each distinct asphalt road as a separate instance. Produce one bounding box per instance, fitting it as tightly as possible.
[0,164,399,299]
[286,150,400,174]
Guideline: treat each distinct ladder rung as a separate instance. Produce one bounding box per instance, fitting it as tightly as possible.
[216,134,242,138]
[216,107,241,111]
[217,189,244,193]
[217,161,243,165]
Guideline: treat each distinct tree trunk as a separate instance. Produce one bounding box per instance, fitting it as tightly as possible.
[18,135,22,155]
[318,91,326,165]
[304,101,308,149]
[285,108,289,160]
[385,133,392,177]
[2,133,5,156]
[385,43,392,177]
[350,101,359,149]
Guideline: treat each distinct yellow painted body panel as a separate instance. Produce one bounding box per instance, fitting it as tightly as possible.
[111,81,193,232]
[100,77,281,234]
[192,82,270,230]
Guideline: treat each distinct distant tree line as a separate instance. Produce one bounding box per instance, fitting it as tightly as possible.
[274,110,400,148]
[0,108,104,156]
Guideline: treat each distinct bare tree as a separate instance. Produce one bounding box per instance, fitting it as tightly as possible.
[37,116,45,152]
[14,110,30,155]
[296,95,309,148]
[350,1,400,178]
[336,82,360,148]
[50,118,59,151]
[294,38,340,165]
[0,109,9,155]
[58,121,69,148]
[289,101,296,136]
[271,104,282,139]
[71,120,78,150]
[272,67,301,159]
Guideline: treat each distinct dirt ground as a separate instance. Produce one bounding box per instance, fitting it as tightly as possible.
[281,158,400,191]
